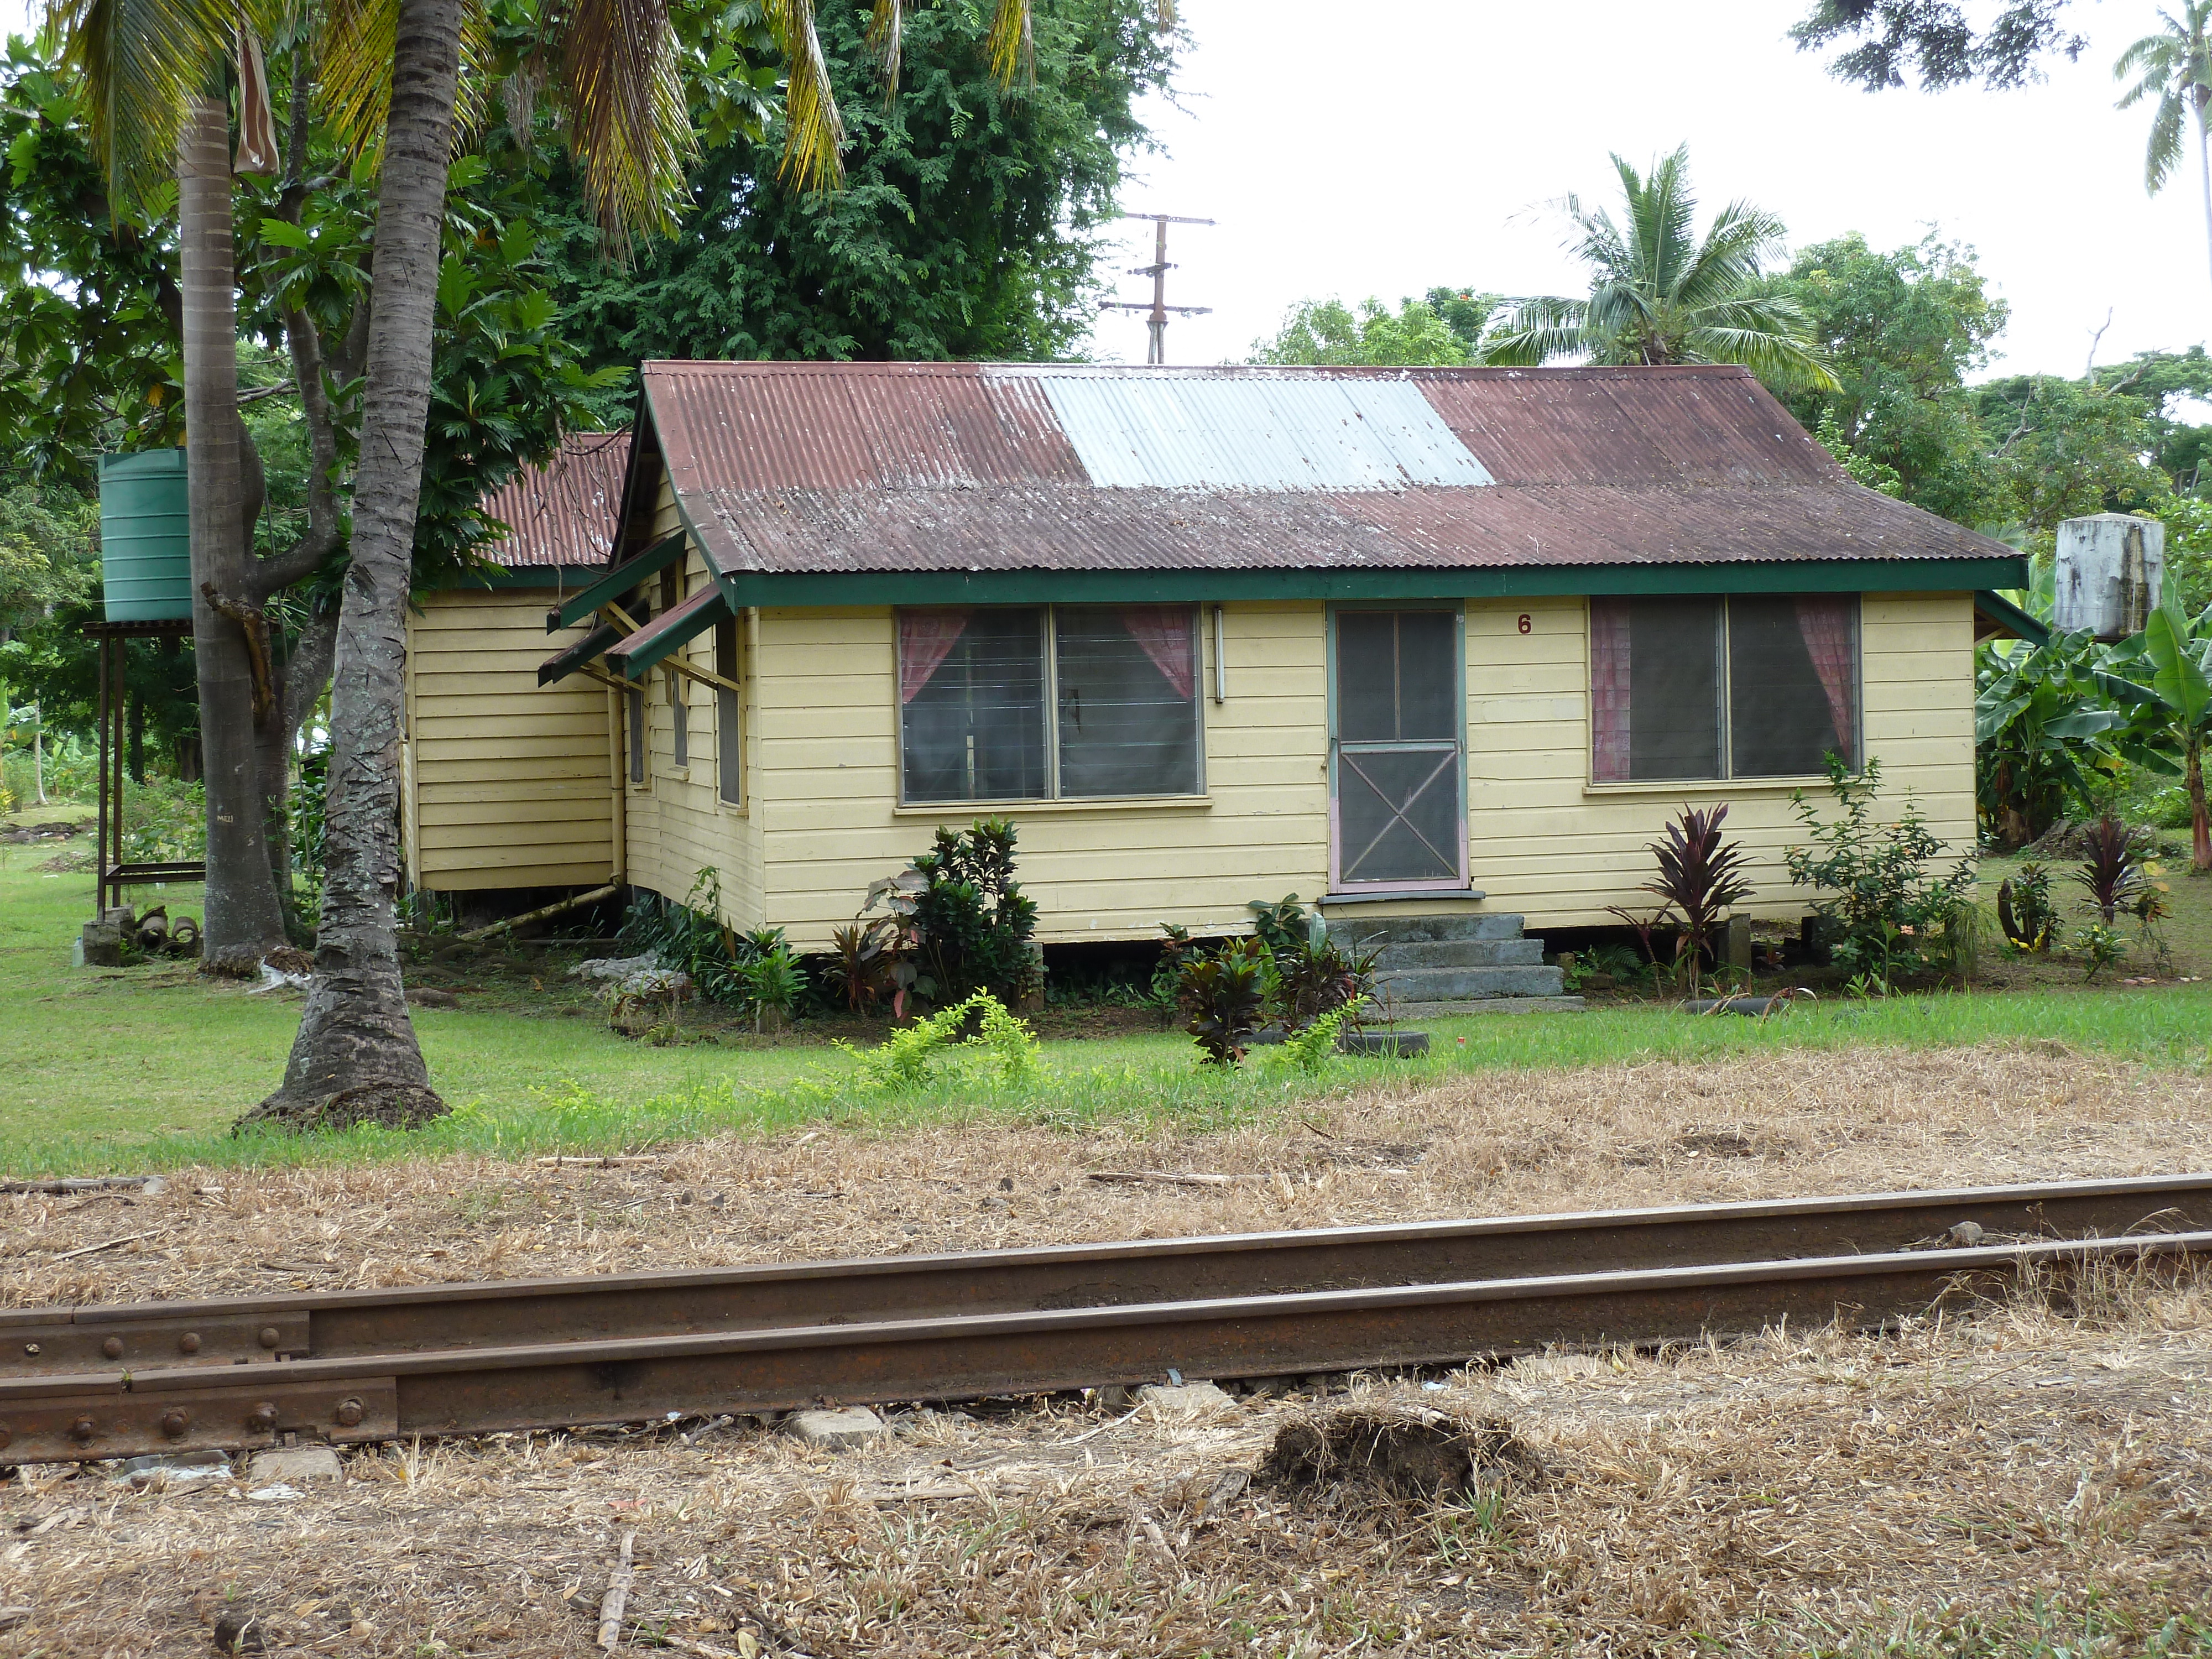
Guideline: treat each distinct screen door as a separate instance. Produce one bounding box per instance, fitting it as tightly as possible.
[1330,608,1467,890]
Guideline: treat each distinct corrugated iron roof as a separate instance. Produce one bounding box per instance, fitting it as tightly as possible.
[637,362,2011,578]
[481,431,629,567]
[1028,374,1493,489]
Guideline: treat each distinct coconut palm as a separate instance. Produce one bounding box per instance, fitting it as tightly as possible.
[1481,145,1837,393]
[45,0,296,954]
[2115,3,2212,290]
[252,0,1050,1129]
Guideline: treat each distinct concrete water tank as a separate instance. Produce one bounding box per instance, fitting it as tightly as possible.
[2053,513,2163,641]
[98,448,191,622]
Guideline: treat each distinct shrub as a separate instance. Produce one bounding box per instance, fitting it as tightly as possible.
[832,992,1039,1091]
[1179,936,1268,1066]
[906,818,1040,1008]
[1267,913,1379,1030]
[2073,812,2149,924]
[823,920,899,1015]
[119,774,206,863]
[1276,1004,1354,1075]
[1246,894,1310,956]
[1633,804,1752,999]
[2075,921,2129,982]
[1996,862,2056,952]
[1785,755,1978,990]
[619,871,810,1020]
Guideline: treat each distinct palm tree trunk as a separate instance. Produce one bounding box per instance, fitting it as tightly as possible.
[2198,86,2212,294]
[241,0,460,1132]
[180,93,288,952]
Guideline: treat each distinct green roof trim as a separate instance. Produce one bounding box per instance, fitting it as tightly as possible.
[606,585,733,680]
[706,556,2028,611]
[447,564,611,591]
[1972,588,2051,647]
[547,532,687,630]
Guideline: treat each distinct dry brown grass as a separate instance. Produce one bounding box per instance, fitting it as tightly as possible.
[4,1043,2211,1656]
[2,1272,2206,1657]
[7,1042,2208,1311]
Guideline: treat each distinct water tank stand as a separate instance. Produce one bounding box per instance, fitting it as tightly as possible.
[83,619,206,919]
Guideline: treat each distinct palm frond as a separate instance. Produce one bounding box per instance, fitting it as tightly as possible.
[1683,323,1840,392]
[760,0,844,189]
[2147,86,2187,191]
[1478,294,1589,366]
[320,0,490,161]
[556,0,695,239]
[868,0,901,103]
[45,0,234,200]
[988,0,1034,88]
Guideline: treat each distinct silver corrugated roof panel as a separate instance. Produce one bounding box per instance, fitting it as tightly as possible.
[1024,373,1493,491]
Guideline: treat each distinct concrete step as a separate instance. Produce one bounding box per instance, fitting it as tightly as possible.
[1369,996,1587,1019]
[1370,938,1544,969]
[1371,964,1568,1001]
[1327,912,1526,946]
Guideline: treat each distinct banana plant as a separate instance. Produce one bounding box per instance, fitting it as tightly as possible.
[2099,594,2212,872]
[1975,626,2127,849]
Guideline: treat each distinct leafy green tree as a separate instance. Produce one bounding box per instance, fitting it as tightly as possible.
[2155,494,2212,614]
[1792,1,2085,90]
[1480,145,1836,391]
[0,485,97,639]
[546,0,1172,374]
[1973,372,2174,533]
[2115,3,2212,289]
[1250,293,1488,367]
[1764,232,2008,524]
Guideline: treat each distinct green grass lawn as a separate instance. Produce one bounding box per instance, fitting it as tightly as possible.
[6,819,2211,1178]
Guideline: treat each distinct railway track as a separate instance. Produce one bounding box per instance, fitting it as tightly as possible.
[3,1175,2206,1465]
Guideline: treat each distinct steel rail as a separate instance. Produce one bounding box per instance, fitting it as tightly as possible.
[6,1173,2208,1379]
[1,1230,2205,1465]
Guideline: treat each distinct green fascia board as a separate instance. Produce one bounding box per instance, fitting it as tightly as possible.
[705,556,2028,611]
[605,586,733,680]
[547,533,688,630]
[1973,588,2052,647]
[439,564,612,591]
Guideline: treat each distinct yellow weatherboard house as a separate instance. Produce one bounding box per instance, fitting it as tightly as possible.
[401,362,2037,1011]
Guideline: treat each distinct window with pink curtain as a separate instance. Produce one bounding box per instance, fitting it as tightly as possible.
[1792,596,1858,763]
[898,609,972,705]
[1589,599,1634,782]
[1119,606,1197,699]
[1590,594,1859,781]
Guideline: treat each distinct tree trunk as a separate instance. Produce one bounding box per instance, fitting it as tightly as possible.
[181,93,288,952]
[2189,735,2210,874]
[241,0,459,1134]
[127,690,145,787]
[262,604,340,936]
[2197,87,2212,296]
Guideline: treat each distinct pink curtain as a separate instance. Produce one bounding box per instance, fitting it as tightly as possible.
[899,609,971,705]
[1121,606,1196,699]
[1590,599,1632,782]
[1794,597,1857,759]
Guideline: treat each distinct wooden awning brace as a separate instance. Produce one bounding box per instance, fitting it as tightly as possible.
[536,532,739,695]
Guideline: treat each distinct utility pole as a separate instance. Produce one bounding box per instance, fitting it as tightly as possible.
[1101,213,1213,364]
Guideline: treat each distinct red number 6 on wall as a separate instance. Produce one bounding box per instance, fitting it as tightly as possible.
[1516,613,1531,635]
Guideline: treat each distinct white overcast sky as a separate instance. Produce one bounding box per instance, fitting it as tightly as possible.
[1089,0,2212,377]
[7,0,2201,381]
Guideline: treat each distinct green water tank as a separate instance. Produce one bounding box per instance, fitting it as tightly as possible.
[99,448,192,622]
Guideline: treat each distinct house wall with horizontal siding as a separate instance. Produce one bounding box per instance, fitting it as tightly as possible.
[1460,591,1975,927]
[620,505,768,929]
[403,588,618,891]
[615,577,1974,945]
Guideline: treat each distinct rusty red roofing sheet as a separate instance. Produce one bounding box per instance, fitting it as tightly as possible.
[639,362,2011,577]
[481,431,630,568]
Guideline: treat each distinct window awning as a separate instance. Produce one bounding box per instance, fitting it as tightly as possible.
[1973,589,2050,646]
[538,621,622,687]
[604,585,732,680]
